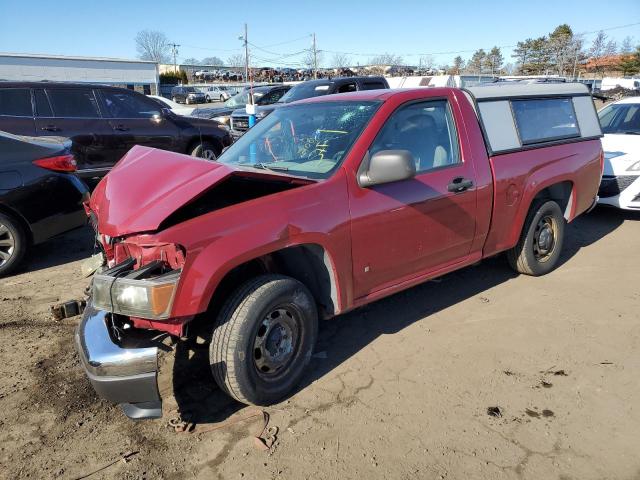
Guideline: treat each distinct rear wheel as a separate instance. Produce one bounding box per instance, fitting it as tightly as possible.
[210,275,318,405]
[0,213,28,277]
[190,141,219,160]
[507,200,565,276]
[219,95,224,102]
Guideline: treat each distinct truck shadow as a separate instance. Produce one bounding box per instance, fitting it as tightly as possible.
[169,205,635,425]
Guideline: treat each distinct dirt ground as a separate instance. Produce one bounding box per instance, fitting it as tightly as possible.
[0,206,639,480]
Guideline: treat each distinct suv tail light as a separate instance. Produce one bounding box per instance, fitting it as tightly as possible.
[33,154,77,172]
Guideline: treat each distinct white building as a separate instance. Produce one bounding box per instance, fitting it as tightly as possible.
[0,52,159,94]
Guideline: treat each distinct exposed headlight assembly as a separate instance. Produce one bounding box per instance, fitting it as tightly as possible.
[93,269,180,319]
[626,160,640,172]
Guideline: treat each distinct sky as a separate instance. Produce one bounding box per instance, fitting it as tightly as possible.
[1,0,639,67]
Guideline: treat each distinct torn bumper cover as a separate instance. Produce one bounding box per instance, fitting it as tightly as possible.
[75,302,162,419]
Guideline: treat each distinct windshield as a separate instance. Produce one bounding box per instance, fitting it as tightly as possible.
[217,101,380,179]
[599,103,640,134]
[185,87,197,93]
[225,91,265,108]
[278,82,332,103]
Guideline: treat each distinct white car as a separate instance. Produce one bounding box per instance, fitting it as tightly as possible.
[147,95,196,116]
[597,96,640,210]
[201,85,231,102]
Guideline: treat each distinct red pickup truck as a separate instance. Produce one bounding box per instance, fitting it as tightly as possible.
[76,84,603,419]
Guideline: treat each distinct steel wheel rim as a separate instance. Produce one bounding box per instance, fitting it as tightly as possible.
[253,306,300,377]
[533,214,556,262]
[0,222,15,267]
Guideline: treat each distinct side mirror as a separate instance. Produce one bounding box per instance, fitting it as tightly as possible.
[358,150,416,187]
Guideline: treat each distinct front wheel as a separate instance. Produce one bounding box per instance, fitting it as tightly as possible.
[219,95,224,102]
[507,200,565,276]
[210,275,318,405]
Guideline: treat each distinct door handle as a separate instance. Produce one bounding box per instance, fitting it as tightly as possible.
[447,177,474,193]
[114,125,130,131]
[40,125,60,132]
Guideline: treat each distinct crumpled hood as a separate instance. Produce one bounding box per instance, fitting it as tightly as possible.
[90,146,236,237]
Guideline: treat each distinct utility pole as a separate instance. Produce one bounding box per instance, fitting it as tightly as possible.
[244,23,249,83]
[312,33,318,79]
[169,43,180,75]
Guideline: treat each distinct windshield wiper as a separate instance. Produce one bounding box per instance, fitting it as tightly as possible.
[238,162,289,171]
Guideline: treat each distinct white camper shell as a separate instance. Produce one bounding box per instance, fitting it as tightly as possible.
[464,83,602,155]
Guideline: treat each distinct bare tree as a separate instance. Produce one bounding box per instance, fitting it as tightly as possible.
[202,56,224,66]
[419,55,435,71]
[620,36,634,54]
[368,53,403,66]
[135,30,170,63]
[182,58,200,66]
[303,49,324,71]
[227,54,246,68]
[331,52,350,69]
[589,31,608,77]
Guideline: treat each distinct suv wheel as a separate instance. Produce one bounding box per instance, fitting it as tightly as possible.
[190,141,219,160]
[0,213,27,277]
[219,95,224,102]
[172,96,179,103]
[507,200,565,276]
[210,275,318,405]
[185,97,191,105]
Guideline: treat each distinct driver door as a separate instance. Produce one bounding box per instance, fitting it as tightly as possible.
[349,97,477,298]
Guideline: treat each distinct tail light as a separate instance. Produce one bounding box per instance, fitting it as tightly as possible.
[33,154,77,172]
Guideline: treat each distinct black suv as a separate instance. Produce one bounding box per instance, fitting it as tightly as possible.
[0,82,232,179]
[194,84,291,126]
[170,85,207,104]
[229,76,389,135]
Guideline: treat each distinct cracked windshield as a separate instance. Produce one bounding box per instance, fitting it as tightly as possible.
[218,101,379,178]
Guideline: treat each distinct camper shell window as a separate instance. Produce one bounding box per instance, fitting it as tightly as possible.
[465,83,602,155]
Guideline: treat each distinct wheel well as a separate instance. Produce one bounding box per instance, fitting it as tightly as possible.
[532,181,573,220]
[0,203,32,245]
[207,244,338,321]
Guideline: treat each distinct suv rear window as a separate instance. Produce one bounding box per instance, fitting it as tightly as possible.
[361,81,387,90]
[0,88,32,116]
[511,98,579,144]
[47,89,101,118]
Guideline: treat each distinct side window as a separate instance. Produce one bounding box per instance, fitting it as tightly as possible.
[370,100,461,173]
[34,89,53,117]
[361,81,386,91]
[47,89,101,118]
[0,88,32,116]
[511,98,579,144]
[101,90,160,118]
[337,82,357,93]
[262,89,287,104]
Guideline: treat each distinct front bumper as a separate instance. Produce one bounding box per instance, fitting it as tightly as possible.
[597,174,640,210]
[75,302,162,419]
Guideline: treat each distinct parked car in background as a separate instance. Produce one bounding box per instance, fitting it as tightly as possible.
[230,76,389,135]
[0,131,89,276]
[170,86,206,104]
[201,85,232,102]
[597,96,640,210]
[147,95,196,116]
[194,85,291,126]
[0,82,233,179]
[77,83,602,419]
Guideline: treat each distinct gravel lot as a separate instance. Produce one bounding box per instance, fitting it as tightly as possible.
[0,206,638,480]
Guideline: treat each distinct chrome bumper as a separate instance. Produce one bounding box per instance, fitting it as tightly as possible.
[75,302,162,419]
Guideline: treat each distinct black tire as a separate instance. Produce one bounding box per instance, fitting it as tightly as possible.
[172,96,179,103]
[219,95,224,102]
[0,212,28,277]
[210,274,318,405]
[507,200,565,276]
[190,140,220,160]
